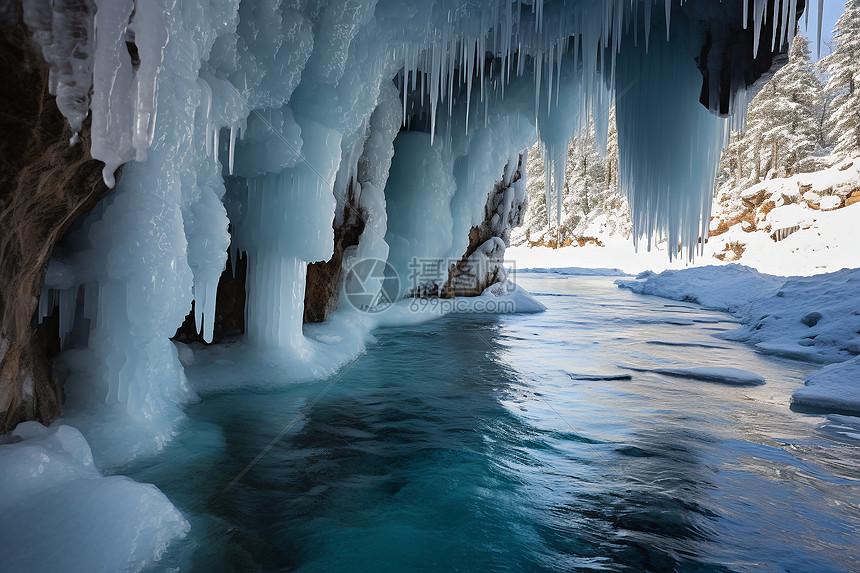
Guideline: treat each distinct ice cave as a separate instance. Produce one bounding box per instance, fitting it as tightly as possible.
[3,0,860,571]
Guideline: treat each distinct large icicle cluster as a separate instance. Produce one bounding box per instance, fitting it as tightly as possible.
[20,0,805,464]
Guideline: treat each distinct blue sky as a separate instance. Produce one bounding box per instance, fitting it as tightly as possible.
[802,0,847,59]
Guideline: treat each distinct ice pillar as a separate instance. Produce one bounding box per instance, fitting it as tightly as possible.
[243,118,340,349]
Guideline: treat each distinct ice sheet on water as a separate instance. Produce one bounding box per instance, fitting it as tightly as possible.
[792,356,860,415]
[624,365,766,386]
[568,373,633,381]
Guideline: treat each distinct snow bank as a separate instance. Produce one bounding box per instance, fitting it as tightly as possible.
[522,267,630,277]
[616,265,784,313]
[617,265,860,363]
[793,356,860,413]
[617,265,860,412]
[0,422,188,573]
[506,236,716,276]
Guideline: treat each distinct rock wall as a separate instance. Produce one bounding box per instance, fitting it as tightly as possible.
[0,23,115,431]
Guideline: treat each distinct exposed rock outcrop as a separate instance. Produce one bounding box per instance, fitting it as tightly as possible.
[442,154,527,298]
[0,23,116,431]
[304,182,366,323]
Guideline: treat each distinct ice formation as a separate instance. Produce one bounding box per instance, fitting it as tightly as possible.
[0,422,189,572]
[19,0,807,463]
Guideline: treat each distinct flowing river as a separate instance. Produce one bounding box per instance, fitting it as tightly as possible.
[128,272,860,572]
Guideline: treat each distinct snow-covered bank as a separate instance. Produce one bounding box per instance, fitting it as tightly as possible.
[616,266,860,413]
[0,423,188,573]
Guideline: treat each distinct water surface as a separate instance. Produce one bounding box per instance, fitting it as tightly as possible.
[131,273,860,572]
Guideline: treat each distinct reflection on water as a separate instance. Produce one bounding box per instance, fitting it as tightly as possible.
[131,274,860,572]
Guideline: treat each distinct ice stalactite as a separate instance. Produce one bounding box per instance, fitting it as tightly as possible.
[38,0,246,465]
[615,24,728,261]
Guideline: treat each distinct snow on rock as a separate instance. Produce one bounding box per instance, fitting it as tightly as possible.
[477,280,547,314]
[708,155,860,275]
[0,422,189,573]
[819,195,842,210]
[624,366,766,386]
[793,355,860,414]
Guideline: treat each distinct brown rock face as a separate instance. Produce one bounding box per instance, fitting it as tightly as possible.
[0,24,115,432]
[304,184,365,323]
[441,155,526,298]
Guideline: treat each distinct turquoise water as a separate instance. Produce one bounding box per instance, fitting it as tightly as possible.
[131,274,860,572]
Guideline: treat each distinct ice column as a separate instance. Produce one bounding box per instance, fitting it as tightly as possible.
[243,118,340,350]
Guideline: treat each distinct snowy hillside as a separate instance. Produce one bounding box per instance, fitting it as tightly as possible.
[707,154,860,275]
[509,153,860,276]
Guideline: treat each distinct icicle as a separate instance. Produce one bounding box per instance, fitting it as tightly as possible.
[780,0,790,49]
[788,0,798,47]
[228,123,236,175]
[771,0,781,51]
[644,0,652,50]
[466,38,474,135]
[753,0,767,57]
[817,0,824,57]
[402,43,408,126]
[547,47,554,111]
[534,52,542,118]
[664,0,671,41]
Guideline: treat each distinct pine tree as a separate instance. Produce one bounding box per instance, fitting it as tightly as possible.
[724,34,823,185]
[821,0,860,156]
[518,142,549,245]
[562,125,609,238]
[748,35,823,178]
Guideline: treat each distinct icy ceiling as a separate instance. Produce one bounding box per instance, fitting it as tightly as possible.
[15,0,805,462]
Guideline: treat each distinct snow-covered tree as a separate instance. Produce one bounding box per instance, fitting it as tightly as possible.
[747,35,823,178]
[717,34,823,192]
[821,0,860,156]
[513,110,631,247]
[515,141,550,245]
[562,126,610,237]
